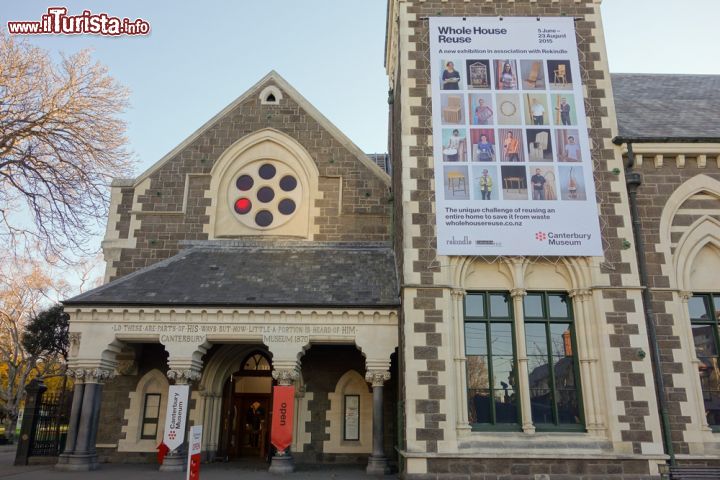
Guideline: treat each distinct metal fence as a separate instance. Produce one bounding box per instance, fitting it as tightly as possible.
[28,390,71,457]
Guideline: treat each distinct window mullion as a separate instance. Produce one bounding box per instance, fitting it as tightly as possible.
[510,317,521,425]
[486,319,496,425]
[543,294,560,426]
[570,323,586,426]
[545,319,560,425]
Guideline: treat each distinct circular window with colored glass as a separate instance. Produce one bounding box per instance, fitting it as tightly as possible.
[227,159,302,229]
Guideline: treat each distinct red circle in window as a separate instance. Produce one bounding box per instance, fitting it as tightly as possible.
[234,198,252,214]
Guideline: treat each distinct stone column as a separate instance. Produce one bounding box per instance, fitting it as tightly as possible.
[510,288,535,434]
[268,363,300,474]
[450,289,472,435]
[56,368,115,471]
[200,392,221,462]
[571,288,603,434]
[60,377,85,456]
[159,369,201,472]
[365,370,391,475]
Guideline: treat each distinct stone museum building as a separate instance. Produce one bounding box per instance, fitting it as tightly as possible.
[58,0,720,478]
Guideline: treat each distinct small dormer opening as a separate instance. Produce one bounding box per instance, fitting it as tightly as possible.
[259,86,282,105]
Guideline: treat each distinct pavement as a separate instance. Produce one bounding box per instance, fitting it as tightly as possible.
[0,445,394,479]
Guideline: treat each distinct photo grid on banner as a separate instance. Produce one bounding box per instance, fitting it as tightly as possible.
[430,17,602,256]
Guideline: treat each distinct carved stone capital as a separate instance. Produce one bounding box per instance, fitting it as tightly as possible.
[450,289,465,299]
[272,368,299,386]
[68,367,116,384]
[66,368,85,383]
[569,288,593,300]
[167,369,202,384]
[365,370,391,387]
[510,288,526,298]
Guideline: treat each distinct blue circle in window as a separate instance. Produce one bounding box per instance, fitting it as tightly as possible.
[255,210,273,227]
[259,164,276,180]
[278,199,296,215]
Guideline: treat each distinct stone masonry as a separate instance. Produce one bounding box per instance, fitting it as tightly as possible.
[388,0,663,477]
[107,77,392,281]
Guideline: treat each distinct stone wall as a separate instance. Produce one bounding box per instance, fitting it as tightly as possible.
[388,0,663,477]
[107,77,392,281]
[295,345,398,465]
[419,458,654,480]
[96,343,168,463]
[631,156,720,456]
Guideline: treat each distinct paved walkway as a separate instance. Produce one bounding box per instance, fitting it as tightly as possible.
[1,446,394,479]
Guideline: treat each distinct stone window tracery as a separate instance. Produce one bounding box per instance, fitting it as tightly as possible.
[227,159,302,230]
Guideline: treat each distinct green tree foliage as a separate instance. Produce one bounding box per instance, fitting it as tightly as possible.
[22,304,69,361]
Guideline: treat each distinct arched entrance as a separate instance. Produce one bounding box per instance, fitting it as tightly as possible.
[218,351,273,461]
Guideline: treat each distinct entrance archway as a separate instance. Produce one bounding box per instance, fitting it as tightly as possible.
[218,351,273,461]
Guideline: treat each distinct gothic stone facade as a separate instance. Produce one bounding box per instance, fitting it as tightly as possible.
[58,1,720,478]
[61,74,400,472]
[386,0,720,478]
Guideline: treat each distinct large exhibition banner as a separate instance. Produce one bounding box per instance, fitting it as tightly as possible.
[430,17,603,256]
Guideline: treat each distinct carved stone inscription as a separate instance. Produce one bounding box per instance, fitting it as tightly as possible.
[112,323,358,344]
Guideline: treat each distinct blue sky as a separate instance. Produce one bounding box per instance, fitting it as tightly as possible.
[5,0,719,177]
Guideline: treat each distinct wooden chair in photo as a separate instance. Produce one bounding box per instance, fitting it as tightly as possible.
[458,139,467,162]
[528,131,548,160]
[567,167,578,199]
[442,95,463,123]
[544,171,557,200]
[503,176,524,192]
[524,61,542,88]
[447,171,467,196]
[553,64,568,86]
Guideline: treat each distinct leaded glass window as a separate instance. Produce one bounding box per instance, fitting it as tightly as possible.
[464,292,520,428]
[688,293,720,427]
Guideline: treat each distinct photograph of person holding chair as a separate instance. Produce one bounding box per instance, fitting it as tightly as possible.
[441,60,461,90]
[470,129,496,162]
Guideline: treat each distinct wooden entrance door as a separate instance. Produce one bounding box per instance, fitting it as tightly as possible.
[220,351,274,461]
[232,394,271,459]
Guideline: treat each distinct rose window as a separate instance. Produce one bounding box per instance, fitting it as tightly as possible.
[227,160,302,229]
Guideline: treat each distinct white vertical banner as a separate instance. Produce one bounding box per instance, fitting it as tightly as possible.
[429,17,603,256]
[163,384,190,451]
[186,425,202,480]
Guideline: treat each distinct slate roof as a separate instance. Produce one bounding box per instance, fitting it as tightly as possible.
[64,241,399,308]
[612,73,720,141]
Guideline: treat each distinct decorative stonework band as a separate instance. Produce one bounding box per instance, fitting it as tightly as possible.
[167,369,202,384]
[67,367,116,384]
[272,368,300,386]
[365,370,391,387]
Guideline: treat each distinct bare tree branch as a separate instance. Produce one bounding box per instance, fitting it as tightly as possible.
[0,32,135,263]
[0,255,68,440]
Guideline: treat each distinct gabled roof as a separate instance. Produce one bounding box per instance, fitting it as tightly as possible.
[64,241,399,308]
[129,71,390,187]
[612,73,720,142]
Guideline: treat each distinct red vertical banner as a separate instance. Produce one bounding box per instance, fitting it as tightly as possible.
[270,386,295,453]
[186,425,202,480]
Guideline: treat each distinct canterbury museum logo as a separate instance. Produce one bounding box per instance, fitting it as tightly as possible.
[536,231,592,246]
